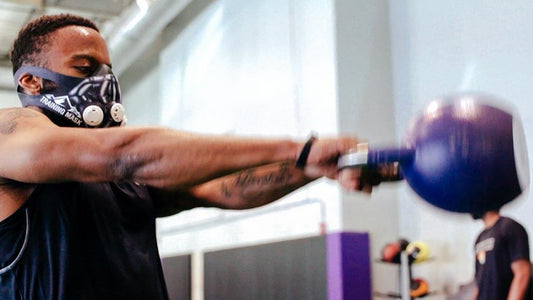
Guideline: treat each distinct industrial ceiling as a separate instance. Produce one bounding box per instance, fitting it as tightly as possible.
[0,0,193,90]
[0,0,135,67]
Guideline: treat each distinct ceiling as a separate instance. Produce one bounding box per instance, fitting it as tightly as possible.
[0,0,135,69]
[0,0,192,91]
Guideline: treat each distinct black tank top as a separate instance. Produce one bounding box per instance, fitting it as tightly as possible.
[0,182,168,300]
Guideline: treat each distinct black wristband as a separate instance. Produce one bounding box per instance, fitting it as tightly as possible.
[296,134,317,169]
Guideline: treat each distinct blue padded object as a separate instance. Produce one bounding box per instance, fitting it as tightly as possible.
[339,92,529,214]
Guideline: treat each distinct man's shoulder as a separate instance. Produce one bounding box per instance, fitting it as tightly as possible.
[499,216,524,227]
[498,216,528,235]
[0,107,38,116]
[0,107,48,131]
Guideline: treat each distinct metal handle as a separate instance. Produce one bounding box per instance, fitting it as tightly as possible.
[338,144,414,183]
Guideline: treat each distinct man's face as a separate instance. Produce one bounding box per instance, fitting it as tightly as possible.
[44,25,111,78]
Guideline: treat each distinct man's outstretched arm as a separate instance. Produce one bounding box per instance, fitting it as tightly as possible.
[0,108,301,186]
[0,107,363,215]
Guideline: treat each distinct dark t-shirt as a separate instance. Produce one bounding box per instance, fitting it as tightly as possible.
[474,216,530,300]
[0,182,169,300]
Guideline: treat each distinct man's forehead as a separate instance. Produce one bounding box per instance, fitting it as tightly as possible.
[49,24,99,37]
[45,25,111,64]
[48,25,104,47]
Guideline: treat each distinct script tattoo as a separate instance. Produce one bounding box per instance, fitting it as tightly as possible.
[221,181,233,198]
[0,109,38,135]
[222,162,293,199]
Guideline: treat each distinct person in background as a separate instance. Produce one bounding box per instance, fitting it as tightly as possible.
[472,209,530,300]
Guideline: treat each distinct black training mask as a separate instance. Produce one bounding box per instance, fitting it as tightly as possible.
[14,64,126,128]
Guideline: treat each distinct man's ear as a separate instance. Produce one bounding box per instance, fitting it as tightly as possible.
[17,73,42,95]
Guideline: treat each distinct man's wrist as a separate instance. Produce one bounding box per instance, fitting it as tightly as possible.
[295,134,317,169]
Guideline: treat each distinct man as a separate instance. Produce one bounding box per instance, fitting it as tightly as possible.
[0,14,372,299]
[473,210,531,300]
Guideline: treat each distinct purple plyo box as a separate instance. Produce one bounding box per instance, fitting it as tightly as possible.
[327,232,371,300]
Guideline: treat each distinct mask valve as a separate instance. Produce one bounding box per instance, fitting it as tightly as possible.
[110,103,125,123]
[83,105,104,126]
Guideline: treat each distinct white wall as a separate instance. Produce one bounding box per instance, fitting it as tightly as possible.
[118,0,533,297]
[147,0,402,296]
[0,90,20,108]
[334,0,401,295]
[389,0,533,295]
[120,36,162,126]
[123,0,345,256]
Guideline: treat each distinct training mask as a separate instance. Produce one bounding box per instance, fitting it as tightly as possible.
[14,64,126,128]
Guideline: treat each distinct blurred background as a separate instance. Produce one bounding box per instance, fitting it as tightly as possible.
[1,0,533,299]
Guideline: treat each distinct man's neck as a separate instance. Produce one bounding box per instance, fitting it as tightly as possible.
[482,211,501,229]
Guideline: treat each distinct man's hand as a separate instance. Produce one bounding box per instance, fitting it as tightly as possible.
[301,137,375,193]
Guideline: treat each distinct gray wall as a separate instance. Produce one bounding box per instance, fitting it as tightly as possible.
[334,0,400,295]
[0,90,21,109]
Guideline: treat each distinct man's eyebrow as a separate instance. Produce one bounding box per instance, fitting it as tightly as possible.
[70,54,113,69]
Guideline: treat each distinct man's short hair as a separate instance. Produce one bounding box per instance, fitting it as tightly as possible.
[9,14,99,74]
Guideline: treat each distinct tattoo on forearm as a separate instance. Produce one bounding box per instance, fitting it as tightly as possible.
[234,163,291,187]
[222,162,293,199]
[0,109,38,135]
[221,182,232,198]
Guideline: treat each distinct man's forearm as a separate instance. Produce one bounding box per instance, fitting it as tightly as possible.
[0,108,360,190]
[107,128,303,188]
[190,162,317,209]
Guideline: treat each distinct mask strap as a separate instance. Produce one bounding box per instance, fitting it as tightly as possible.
[14,66,86,92]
